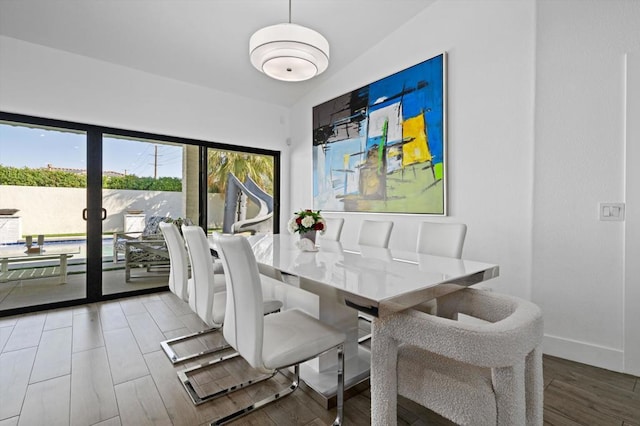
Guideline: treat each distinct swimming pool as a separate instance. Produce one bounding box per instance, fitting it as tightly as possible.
[1,238,115,262]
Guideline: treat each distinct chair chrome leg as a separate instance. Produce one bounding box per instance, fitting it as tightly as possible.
[178,353,274,406]
[333,344,344,426]
[210,365,301,426]
[160,326,230,364]
[209,343,345,425]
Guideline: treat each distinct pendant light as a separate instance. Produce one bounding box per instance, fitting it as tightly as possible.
[249,0,329,82]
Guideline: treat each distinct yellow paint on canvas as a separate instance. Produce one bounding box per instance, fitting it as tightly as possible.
[402,114,431,166]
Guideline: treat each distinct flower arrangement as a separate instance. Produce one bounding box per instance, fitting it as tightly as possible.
[287,209,326,235]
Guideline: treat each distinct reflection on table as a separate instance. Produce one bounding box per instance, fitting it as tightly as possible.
[248,234,499,317]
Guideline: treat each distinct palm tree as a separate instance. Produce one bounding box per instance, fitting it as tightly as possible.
[207,149,274,196]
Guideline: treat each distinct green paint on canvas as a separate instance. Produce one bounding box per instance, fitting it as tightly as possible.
[434,162,444,180]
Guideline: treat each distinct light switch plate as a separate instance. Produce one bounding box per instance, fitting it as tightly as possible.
[599,202,625,221]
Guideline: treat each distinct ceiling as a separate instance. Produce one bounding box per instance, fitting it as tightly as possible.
[0,0,436,107]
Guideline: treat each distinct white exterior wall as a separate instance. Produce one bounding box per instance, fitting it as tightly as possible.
[0,186,251,238]
[0,186,184,235]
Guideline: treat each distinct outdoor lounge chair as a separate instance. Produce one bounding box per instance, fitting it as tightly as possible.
[113,215,180,281]
[113,215,169,263]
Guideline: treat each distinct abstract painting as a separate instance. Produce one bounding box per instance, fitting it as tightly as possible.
[312,53,446,214]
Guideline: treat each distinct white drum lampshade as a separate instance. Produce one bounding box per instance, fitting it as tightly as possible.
[249,23,330,82]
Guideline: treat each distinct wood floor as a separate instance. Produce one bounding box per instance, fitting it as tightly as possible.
[0,291,638,426]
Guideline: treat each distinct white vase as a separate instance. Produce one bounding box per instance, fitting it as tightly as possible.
[299,230,317,244]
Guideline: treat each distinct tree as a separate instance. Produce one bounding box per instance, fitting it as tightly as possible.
[207,150,274,195]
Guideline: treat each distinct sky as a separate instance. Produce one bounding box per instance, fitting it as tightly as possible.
[0,123,183,178]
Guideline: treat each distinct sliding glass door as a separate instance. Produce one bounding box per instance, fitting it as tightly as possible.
[0,112,280,317]
[101,135,189,296]
[0,120,88,312]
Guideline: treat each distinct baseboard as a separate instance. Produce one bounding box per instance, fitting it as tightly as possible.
[543,334,624,373]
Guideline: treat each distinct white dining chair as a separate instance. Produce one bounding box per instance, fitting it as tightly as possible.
[357,219,394,342]
[177,226,283,405]
[371,288,544,426]
[158,222,189,302]
[181,226,228,324]
[320,217,345,241]
[210,234,346,425]
[159,222,229,365]
[358,219,394,248]
[159,222,213,364]
[416,221,467,258]
[414,221,468,314]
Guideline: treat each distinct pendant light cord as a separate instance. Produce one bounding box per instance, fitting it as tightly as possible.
[288,0,292,23]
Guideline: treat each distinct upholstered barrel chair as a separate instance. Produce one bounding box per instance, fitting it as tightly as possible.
[371,288,544,426]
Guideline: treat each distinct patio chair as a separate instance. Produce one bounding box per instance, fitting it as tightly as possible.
[112,215,168,263]
[124,238,171,282]
[114,215,180,282]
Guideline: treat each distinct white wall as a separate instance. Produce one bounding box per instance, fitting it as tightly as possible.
[0,35,291,219]
[625,52,640,377]
[291,0,639,374]
[290,0,536,301]
[534,0,640,374]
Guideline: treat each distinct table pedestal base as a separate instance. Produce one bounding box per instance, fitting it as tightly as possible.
[293,276,371,406]
[299,345,371,408]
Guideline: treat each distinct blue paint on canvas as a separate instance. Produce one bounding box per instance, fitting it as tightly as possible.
[312,53,446,214]
[367,55,444,164]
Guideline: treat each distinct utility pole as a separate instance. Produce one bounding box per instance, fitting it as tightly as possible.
[154,145,158,179]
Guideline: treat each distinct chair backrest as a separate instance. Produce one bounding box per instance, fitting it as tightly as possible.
[389,288,544,367]
[182,225,219,325]
[416,222,467,258]
[159,222,189,301]
[143,216,170,237]
[357,220,394,248]
[320,217,344,241]
[215,234,265,369]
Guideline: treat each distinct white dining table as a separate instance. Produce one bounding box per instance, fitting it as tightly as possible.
[212,233,499,406]
[247,234,499,317]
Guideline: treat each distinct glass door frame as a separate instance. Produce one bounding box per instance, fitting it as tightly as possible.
[0,111,281,317]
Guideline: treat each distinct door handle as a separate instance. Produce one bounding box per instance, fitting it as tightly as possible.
[82,209,107,220]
